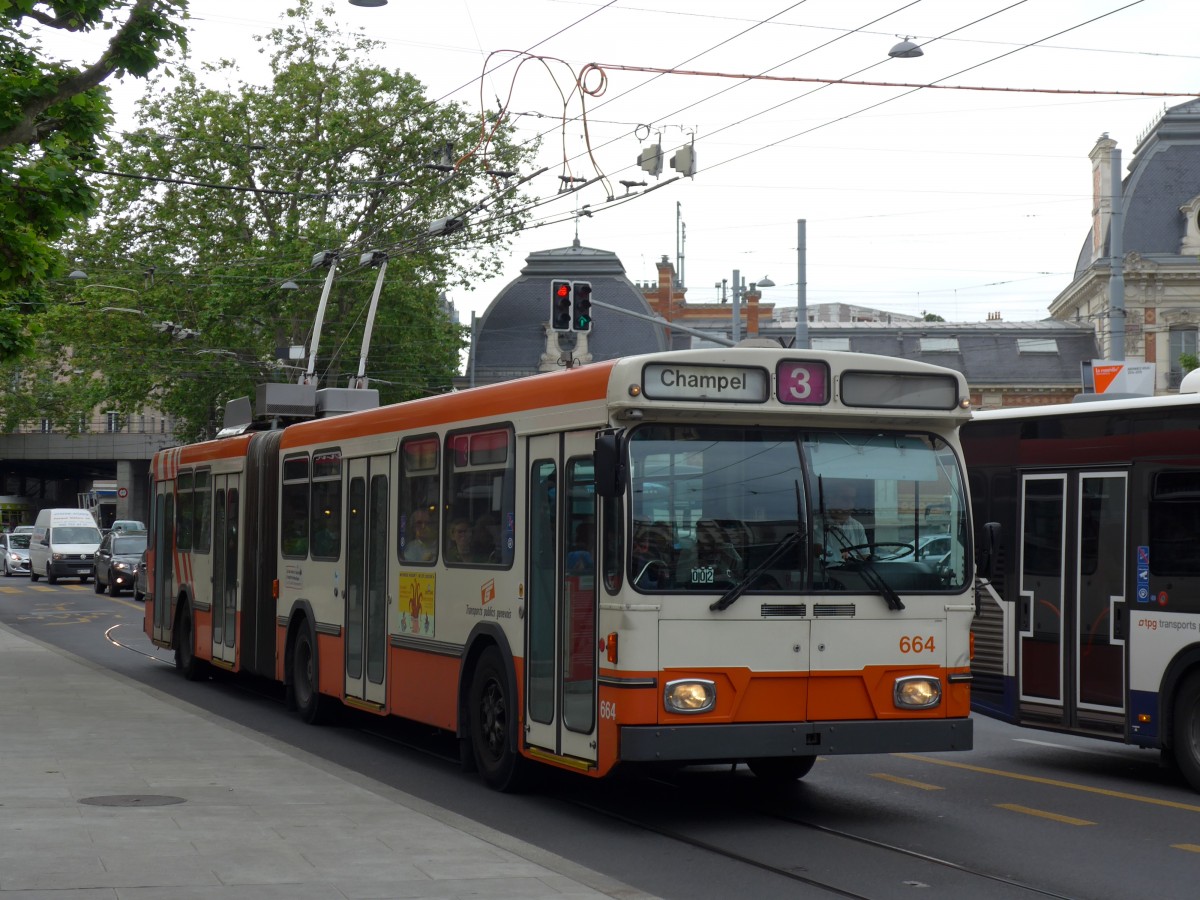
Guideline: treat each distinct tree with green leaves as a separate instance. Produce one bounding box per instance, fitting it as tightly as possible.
[11,0,536,441]
[0,0,189,360]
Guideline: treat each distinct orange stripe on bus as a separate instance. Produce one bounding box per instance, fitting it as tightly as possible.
[281,361,618,447]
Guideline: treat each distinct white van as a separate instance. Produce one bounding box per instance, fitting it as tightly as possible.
[29,508,103,584]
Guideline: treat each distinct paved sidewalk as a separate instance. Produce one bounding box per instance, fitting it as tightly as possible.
[0,623,655,899]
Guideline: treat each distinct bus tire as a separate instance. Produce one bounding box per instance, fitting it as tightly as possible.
[174,601,205,681]
[290,624,329,725]
[468,647,528,792]
[1173,673,1200,792]
[747,756,816,783]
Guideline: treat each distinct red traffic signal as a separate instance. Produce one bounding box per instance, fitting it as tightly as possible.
[551,280,572,331]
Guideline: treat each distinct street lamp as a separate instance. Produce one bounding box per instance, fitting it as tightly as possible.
[888,36,923,59]
[348,0,387,6]
[757,276,776,288]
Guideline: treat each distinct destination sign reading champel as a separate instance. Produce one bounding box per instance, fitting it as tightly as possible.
[642,364,769,402]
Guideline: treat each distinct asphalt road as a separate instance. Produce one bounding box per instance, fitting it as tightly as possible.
[3,576,1199,900]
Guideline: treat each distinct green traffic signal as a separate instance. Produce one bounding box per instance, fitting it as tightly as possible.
[572,281,592,332]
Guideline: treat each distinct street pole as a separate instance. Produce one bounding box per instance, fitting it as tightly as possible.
[732,268,741,342]
[796,219,809,349]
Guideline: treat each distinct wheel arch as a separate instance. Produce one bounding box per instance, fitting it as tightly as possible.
[456,623,519,752]
[171,583,197,649]
[282,599,319,701]
[1158,644,1200,751]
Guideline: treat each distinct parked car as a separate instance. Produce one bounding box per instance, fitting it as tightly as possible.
[1,532,31,576]
[109,520,146,534]
[133,548,150,603]
[883,533,953,566]
[93,530,148,596]
[12,525,34,534]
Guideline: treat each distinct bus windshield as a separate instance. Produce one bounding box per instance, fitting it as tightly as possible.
[627,424,969,594]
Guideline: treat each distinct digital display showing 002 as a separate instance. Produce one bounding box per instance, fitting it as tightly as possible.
[776,361,830,405]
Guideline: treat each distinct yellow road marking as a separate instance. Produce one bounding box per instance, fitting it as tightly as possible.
[1172,844,1200,853]
[996,803,1095,826]
[897,753,1200,813]
[872,773,944,791]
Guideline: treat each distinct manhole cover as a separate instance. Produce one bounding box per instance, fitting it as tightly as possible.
[79,794,186,807]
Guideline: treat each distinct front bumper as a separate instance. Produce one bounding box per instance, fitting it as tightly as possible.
[49,560,93,578]
[620,717,972,761]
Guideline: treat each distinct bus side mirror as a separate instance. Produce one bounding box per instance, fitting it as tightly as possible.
[594,431,625,498]
[977,521,1000,579]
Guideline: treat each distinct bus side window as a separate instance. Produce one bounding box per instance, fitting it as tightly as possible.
[400,436,439,565]
[281,455,310,558]
[311,450,342,561]
[444,427,513,568]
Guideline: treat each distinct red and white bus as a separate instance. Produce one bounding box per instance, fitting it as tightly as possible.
[964,391,1200,791]
[145,346,976,789]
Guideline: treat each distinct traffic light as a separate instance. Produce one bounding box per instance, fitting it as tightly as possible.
[572,281,593,332]
[551,280,572,331]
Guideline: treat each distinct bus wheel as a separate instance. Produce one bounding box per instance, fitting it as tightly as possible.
[174,602,204,681]
[469,647,528,791]
[747,756,816,783]
[290,626,328,725]
[1174,674,1200,792]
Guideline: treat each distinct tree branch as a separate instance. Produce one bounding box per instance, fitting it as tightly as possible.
[0,0,159,151]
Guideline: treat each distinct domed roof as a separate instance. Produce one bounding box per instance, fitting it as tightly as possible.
[1075,98,1200,278]
[468,241,669,384]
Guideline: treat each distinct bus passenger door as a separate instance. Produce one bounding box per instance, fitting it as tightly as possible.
[1018,475,1066,709]
[211,474,239,665]
[345,456,389,706]
[525,433,599,770]
[151,481,175,644]
[1018,472,1127,729]
[1074,472,1126,720]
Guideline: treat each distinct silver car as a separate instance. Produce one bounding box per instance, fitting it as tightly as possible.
[1,532,31,576]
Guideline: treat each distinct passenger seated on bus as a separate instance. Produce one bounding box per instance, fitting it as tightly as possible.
[632,527,669,588]
[445,518,475,563]
[470,513,499,563]
[815,482,869,564]
[403,509,437,562]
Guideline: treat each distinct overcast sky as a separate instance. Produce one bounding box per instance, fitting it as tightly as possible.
[47,0,1200,325]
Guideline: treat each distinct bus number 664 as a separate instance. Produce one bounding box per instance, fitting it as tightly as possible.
[899,635,935,653]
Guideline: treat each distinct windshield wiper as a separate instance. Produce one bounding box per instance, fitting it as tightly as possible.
[840,558,906,611]
[710,531,801,612]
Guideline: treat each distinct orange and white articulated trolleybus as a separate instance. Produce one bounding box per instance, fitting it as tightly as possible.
[144,346,976,789]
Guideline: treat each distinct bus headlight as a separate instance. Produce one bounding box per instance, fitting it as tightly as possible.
[894,675,942,709]
[664,679,716,714]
